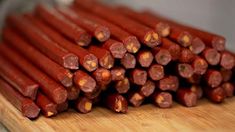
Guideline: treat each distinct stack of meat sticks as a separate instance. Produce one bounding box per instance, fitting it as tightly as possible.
[0,0,234,119]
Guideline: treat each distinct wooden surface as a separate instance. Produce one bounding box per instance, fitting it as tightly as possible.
[0,93,235,132]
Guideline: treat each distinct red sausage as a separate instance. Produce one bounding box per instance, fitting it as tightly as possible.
[177,88,198,107]
[0,78,40,119]
[221,82,234,97]
[25,14,98,72]
[220,68,232,82]
[202,47,221,66]
[192,56,208,75]
[137,50,154,68]
[56,101,68,113]
[3,27,73,87]
[74,70,96,93]
[0,54,38,100]
[220,51,235,70]
[92,68,112,86]
[88,45,114,69]
[104,93,128,113]
[142,10,225,51]
[190,85,203,99]
[204,70,222,88]
[110,67,126,81]
[141,11,192,47]
[158,75,179,91]
[0,44,68,104]
[84,86,102,100]
[161,38,181,61]
[130,69,147,85]
[138,80,156,97]
[35,4,91,46]
[74,1,161,47]
[7,15,79,70]
[121,53,136,69]
[151,91,173,108]
[148,64,165,81]
[179,48,195,63]
[116,5,170,37]
[128,92,145,107]
[36,92,57,117]
[204,86,225,103]
[189,37,206,54]
[177,63,194,78]
[71,7,141,54]
[67,86,80,100]
[114,77,130,94]
[57,7,110,42]
[102,39,127,59]
[75,96,93,114]
[152,47,172,65]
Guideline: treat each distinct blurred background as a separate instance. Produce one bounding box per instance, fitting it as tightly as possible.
[0,0,234,50]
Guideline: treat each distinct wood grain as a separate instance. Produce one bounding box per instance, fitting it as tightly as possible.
[0,93,235,132]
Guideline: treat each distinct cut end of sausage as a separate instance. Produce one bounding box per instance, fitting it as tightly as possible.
[93,68,112,86]
[204,48,221,66]
[178,63,194,78]
[76,32,91,46]
[156,22,170,37]
[183,92,197,107]
[114,95,128,113]
[155,92,172,108]
[155,49,171,66]
[63,53,79,70]
[111,67,125,81]
[168,43,181,61]
[212,37,225,51]
[67,86,80,100]
[123,36,141,53]
[95,26,110,42]
[53,88,68,104]
[115,78,130,94]
[220,52,235,70]
[159,76,179,91]
[129,92,144,107]
[25,84,39,100]
[22,100,40,119]
[206,86,225,103]
[100,53,114,69]
[61,71,73,87]
[179,48,195,63]
[43,103,58,117]
[207,71,222,88]
[83,54,98,72]
[131,69,147,85]
[189,37,205,54]
[148,64,164,81]
[144,31,161,48]
[121,53,136,69]
[109,41,127,59]
[178,31,192,47]
[84,86,101,99]
[138,51,154,67]
[140,80,156,97]
[76,97,92,114]
[77,76,96,93]
[155,49,172,65]
[193,57,208,75]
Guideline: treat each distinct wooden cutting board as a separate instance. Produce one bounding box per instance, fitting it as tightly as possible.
[0,93,235,132]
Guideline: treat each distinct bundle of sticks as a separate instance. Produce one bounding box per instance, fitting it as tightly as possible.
[0,0,234,119]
